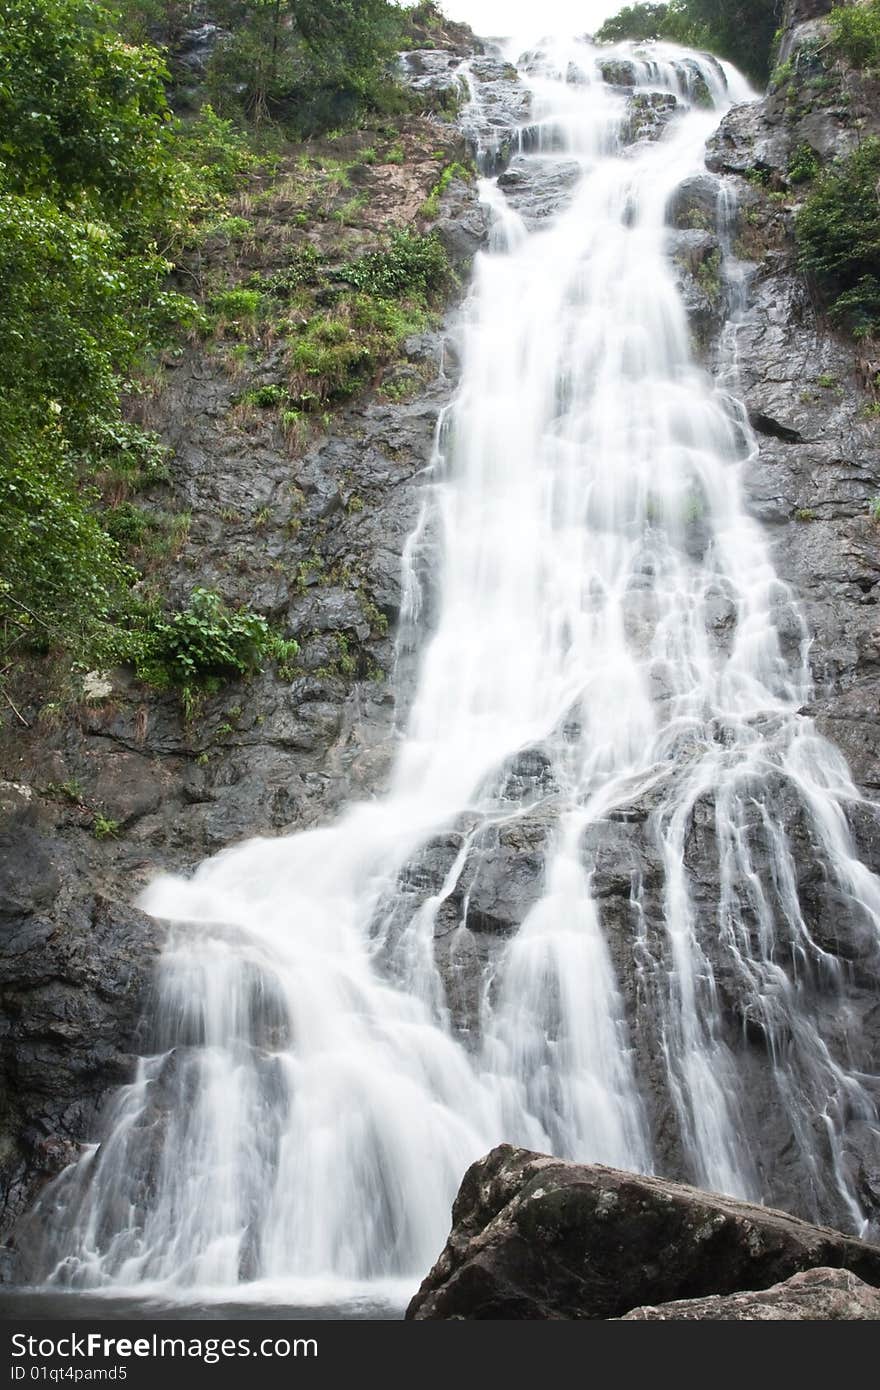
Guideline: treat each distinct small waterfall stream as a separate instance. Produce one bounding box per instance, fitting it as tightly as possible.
[27,33,880,1303]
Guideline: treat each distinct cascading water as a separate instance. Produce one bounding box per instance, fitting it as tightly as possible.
[26,34,880,1303]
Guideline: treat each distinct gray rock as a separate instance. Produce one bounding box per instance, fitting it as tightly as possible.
[622,91,679,146]
[668,228,726,347]
[620,1266,880,1319]
[666,174,721,232]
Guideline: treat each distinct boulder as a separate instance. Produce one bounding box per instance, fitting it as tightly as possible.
[620,1267,880,1319]
[406,1146,880,1320]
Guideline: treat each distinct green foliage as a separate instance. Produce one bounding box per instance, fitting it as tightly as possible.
[829,1,880,69]
[0,0,208,676]
[201,0,407,135]
[136,587,298,692]
[341,230,450,300]
[0,0,174,225]
[281,232,450,408]
[795,137,880,339]
[597,4,675,42]
[103,502,156,546]
[0,0,454,697]
[210,287,267,328]
[92,813,120,839]
[103,503,190,562]
[597,0,784,84]
[420,161,473,218]
[696,247,722,301]
[243,383,287,407]
[257,247,322,296]
[787,143,820,185]
[286,315,373,404]
[197,214,253,243]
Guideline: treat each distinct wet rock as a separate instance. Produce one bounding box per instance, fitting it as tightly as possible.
[622,92,679,146]
[433,178,490,261]
[403,50,470,115]
[407,1145,880,1320]
[706,102,791,179]
[599,58,637,89]
[495,157,582,226]
[668,228,725,346]
[0,869,161,1236]
[173,24,227,79]
[620,1266,880,1319]
[460,55,532,174]
[665,174,720,232]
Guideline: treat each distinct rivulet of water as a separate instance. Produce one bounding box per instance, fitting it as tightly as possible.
[25,34,880,1302]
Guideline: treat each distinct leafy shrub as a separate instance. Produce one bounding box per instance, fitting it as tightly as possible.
[287,317,372,404]
[92,813,120,839]
[244,384,287,407]
[104,502,155,546]
[342,231,450,300]
[210,287,266,325]
[0,1,208,678]
[198,215,252,243]
[787,143,820,185]
[175,105,259,202]
[796,137,880,338]
[597,3,675,43]
[829,1,880,69]
[202,0,406,135]
[137,587,298,692]
[0,0,174,226]
[258,247,322,297]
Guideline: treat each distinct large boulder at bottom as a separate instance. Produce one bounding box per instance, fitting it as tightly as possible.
[620,1268,880,1320]
[406,1146,880,1320]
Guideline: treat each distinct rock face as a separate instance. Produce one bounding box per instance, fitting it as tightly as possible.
[620,1267,880,1320]
[407,1147,880,1320]
[0,783,162,1233]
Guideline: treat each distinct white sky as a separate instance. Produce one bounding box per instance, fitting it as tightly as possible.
[398,1,621,44]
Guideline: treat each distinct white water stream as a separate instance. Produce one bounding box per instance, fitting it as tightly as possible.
[30,34,880,1302]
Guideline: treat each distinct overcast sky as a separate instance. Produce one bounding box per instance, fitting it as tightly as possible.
[403,1,622,44]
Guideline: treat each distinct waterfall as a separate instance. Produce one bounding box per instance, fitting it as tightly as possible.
[26,34,880,1301]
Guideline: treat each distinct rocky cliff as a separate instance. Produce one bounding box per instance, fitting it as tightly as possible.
[2,0,880,1269]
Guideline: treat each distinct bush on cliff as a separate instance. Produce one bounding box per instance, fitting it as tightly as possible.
[829,0,880,69]
[134,588,298,697]
[795,136,880,339]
